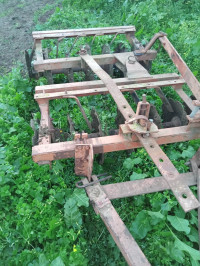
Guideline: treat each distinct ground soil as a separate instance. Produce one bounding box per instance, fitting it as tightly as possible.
[0,0,55,75]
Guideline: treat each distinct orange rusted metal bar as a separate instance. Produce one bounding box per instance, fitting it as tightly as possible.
[102,172,196,200]
[83,176,151,266]
[33,26,136,40]
[32,125,200,163]
[35,74,181,93]
[34,79,185,100]
[80,51,199,212]
[80,52,136,121]
[37,99,51,145]
[33,51,157,73]
[159,35,200,100]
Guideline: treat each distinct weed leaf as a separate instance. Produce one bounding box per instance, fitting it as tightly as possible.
[167,215,190,234]
[130,172,147,181]
[174,233,200,261]
[123,157,142,170]
[73,189,89,207]
[166,242,185,263]
[130,210,152,239]
[50,256,65,266]
[64,198,82,228]
[148,211,165,225]
[181,146,195,159]
[38,254,49,266]
[187,228,199,244]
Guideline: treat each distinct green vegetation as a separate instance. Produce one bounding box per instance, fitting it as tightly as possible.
[1,0,200,265]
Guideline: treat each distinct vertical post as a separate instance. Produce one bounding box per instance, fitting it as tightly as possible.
[35,39,43,61]
[37,99,51,145]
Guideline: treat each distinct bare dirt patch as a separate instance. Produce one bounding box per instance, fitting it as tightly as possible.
[0,0,55,75]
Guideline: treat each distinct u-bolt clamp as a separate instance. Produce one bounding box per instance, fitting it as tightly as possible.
[76,173,112,188]
[134,31,167,56]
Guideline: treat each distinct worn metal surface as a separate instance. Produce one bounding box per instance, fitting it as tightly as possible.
[159,36,200,100]
[32,125,200,163]
[138,136,199,212]
[80,52,136,122]
[37,99,51,145]
[33,51,157,73]
[83,176,151,266]
[32,26,136,39]
[80,51,199,212]
[34,79,185,100]
[190,148,200,249]
[102,172,196,199]
[35,73,182,93]
[75,144,93,180]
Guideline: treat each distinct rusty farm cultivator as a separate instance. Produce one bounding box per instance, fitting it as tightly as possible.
[27,26,200,265]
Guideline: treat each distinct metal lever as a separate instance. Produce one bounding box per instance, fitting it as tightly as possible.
[134,31,167,56]
[63,95,92,130]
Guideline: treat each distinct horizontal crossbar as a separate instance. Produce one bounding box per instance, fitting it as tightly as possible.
[35,73,180,94]
[32,26,136,39]
[34,79,185,100]
[32,125,200,164]
[33,51,157,72]
[83,176,150,266]
[102,172,196,200]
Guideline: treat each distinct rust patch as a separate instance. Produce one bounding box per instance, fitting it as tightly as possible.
[75,144,93,180]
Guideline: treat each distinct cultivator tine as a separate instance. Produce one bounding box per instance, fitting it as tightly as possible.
[149,104,162,129]
[91,108,104,164]
[130,90,140,104]
[25,50,35,79]
[66,68,74,82]
[66,49,74,82]
[91,108,103,135]
[101,44,113,76]
[30,117,39,146]
[25,40,37,79]
[115,108,125,127]
[63,96,92,131]
[154,87,174,112]
[67,114,75,134]
[162,98,188,127]
[109,31,120,46]
[84,44,94,81]
[56,39,59,58]
[43,48,53,84]
[115,42,129,53]
[151,86,188,127]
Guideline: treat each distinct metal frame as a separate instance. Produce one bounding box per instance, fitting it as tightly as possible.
[30,26,200,265]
